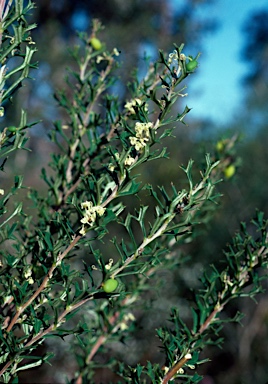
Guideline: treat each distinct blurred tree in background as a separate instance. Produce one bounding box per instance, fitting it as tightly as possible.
[241,9,268,111]
[2,1,268,383]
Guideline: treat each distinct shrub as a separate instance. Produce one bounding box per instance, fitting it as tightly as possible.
[0,2,267,383]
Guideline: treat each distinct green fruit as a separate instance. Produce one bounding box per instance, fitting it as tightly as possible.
[90,37,102,50]
[186,59,198,72]
[216,140,224,151]
[102,278,118,293]
[7,126,17,132]
[224,164,236,179]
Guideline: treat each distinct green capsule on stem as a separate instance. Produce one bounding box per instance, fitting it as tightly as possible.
[102,278,118,293]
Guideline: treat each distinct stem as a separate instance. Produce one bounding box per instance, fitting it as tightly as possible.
[162,298,226,382]
[5,234,82,333]
[1,170,124,375]
[5,165,123,333]
[161,305,222,383]
[0,295,95,377]
[81,57,114,128]
[66,138,80,183]
[24,295,94,349]
[85,335,107,365]
[64,158,90,202]
[85,297,131,365]
[101,184,119,208]
[63,54,115,196]
[198,304,223,335]
[0,360,12,377]
[112,216,174,278]
[162,356,191,384]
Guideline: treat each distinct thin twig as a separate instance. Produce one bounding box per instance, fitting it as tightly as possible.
[112,216,175,278]
[6,234,82,332]
[161,304,223,384]
[63,57,115,200]
[198,304,223,335]
[0,360,12,377]
[162,355,191,384]
[66,138,80,183]
[24,295,94,348]
[64,158,90,202]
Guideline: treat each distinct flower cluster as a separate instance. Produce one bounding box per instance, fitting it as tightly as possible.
[167,49,187,78]
[168,49,186,65]
[79,201,106,235]
[129,121,153,151]
[113,312,135,332]
[107,152,136,172]
[124,154,135,166]
[24,266,34,285]
[124,98,148,115]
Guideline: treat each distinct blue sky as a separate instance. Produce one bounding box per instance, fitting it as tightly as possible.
[173,0,268,124]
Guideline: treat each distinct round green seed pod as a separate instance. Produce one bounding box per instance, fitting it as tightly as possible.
[224,164,236,179]
[102,278,119,293]
[216,140,224,152]
[7,126,18,132]
[186,59,198,72]
[90,37,102,50]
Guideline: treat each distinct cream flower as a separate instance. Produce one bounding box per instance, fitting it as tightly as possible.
[129,121,153,151]
[124,155,135,166]
[167,49,182,77]
[129,136,148,151]
[168,49,179,64]
[95,206,106,216]
[124,98,148,115]
[134,122,152,138]
[79,226,87,236]
[27,277,34,285]
[80,201,106,232]
[113,48,120,56]
[105,258,114,270]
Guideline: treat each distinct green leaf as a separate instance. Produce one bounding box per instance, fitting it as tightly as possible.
[0,202,22,229]
[118,179,141,196]
[191,307,199,334]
